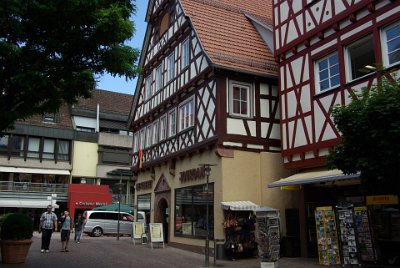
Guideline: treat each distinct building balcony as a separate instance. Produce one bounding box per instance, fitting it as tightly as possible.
[0,181,68,194]
[98,132,132,148]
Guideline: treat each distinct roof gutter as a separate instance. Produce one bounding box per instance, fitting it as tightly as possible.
[213,64,277,80]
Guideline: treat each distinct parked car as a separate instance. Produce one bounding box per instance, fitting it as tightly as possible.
[83,210,145,237]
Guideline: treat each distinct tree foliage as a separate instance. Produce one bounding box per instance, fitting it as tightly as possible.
[327,77,400,192]
[0,0,140,132]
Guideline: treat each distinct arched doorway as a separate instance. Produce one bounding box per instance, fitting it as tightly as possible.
[156,198,169,243]
[154,174,171,243]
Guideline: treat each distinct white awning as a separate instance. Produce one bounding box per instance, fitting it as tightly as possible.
[268,169,360,188]
[221,201,260,211]
[0,199,59,209]
[0,166,70,175]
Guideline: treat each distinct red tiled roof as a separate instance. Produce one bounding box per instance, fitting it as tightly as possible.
[180,0,277,76]
[214,0,273,24]
[75,89,133,115]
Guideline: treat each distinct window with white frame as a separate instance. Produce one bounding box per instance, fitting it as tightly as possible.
[140,129,145,149]
[182,38,190,69]
[382,21,400,67]
[315,52,340,92]
[179,99,194,131]
[156,65,163,91]
[168,53,175,81]
[346,35,376,81]
[133,133,139,153]
[153,121,159,144]
[169,109,176,137]
[146,126,153,147]
[160,115,167,141]
[145,75,152,99]
[229,81,252,118]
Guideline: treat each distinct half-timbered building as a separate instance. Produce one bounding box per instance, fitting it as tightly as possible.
[129,0,296,253]
[271,0,400,264]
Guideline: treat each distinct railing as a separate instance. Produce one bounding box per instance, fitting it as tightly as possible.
[0,181,68,194]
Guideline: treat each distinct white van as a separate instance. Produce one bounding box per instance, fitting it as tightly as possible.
[83,210,144,237]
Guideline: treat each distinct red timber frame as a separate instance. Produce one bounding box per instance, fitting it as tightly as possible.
[273,0,400,169]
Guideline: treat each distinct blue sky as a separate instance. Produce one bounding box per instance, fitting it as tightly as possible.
[96,1,148,95]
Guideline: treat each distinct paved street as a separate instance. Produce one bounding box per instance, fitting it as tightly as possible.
[1,232,323,268]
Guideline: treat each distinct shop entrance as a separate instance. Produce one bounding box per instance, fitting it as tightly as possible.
[154,175,171,244]
[156,198,169,243]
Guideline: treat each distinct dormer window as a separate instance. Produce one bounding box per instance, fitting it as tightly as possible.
[43,112,56,123]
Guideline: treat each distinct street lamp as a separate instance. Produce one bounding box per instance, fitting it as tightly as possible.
[115,179,125,241]
[199,164,215,267]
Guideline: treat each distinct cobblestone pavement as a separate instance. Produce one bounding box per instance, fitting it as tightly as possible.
[1,232,325,268]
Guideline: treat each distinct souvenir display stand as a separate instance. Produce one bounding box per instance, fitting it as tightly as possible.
[315,206,341,266]
[336,205,359,265]
[255,207,280,267]
[223,210,257,259]
[354,206,375,262]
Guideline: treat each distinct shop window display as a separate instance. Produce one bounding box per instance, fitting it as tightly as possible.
[174,184,214,238]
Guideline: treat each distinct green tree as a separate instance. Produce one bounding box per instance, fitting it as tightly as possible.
[327,77,400,193]
[0,0,139,132]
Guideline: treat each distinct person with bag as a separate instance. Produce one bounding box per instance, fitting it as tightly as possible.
[38,205,58,253]
[60,210,73,252]
[74,214,84,243]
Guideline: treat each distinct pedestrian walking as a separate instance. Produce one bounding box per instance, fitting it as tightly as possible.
[74,214,84,243]
[60,210,73,252]
[38,204,58,253]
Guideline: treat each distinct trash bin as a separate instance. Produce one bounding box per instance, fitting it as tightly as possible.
[214,239,226,260]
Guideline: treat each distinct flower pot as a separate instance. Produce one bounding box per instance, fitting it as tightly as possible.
[0,239,32,264]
